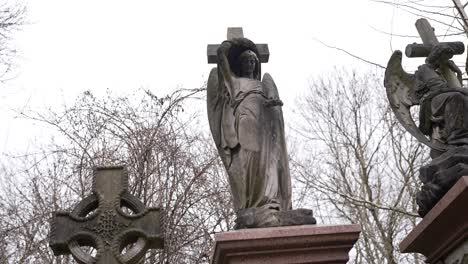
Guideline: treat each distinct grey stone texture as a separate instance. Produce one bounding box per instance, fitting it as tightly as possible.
[385,18,468,217]
[418,146,468,216]
[49,166,163,264]
[206,28,316,229]
[400,177,468,263]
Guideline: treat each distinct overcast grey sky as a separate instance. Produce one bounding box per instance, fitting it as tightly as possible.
[1,0,466,155]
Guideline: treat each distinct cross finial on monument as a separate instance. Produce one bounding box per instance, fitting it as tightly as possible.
[207,27,270,63]
[49,166,163,264]
[405,18,465,88]
[226,27,243,40]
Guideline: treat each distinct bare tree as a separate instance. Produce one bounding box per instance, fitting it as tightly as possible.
[0,88,233,263]
[315,1,468,78]
[0,0,26,82]
[291,69,428,263]
[373,0,467,36]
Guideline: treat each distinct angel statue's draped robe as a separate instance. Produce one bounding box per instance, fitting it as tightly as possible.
[385,50,468,155]
[416,64,468,148]
[207,38,292,217]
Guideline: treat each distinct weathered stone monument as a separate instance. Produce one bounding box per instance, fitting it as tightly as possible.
[385,18,468,263]
[206,27,316,229]
[207,28,360,264]
[49,166,163,264]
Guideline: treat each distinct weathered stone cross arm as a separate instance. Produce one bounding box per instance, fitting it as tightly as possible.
[49,166,163,264]
[405,18,465,88]
[207,27,270,63]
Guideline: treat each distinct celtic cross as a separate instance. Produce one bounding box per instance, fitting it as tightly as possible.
[49,166,163,264]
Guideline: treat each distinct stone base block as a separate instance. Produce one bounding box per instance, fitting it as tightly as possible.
[400,176,468,263]
[211,224,361,264]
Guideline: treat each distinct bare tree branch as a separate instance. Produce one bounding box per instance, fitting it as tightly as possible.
[313,38,386,69]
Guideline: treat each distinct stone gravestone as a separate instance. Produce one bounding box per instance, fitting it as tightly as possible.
[206,28,361,264]
[385,18,468,263]
[49,166,163,264]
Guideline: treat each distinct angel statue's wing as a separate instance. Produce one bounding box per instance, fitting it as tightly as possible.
[384,50,448,152]
[207,67,222,149]
[262,73,279,100]
[261,72,292,210]
[206,67,236,167]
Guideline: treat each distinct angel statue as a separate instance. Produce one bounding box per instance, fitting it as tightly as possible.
[207,37,316,229]
[385,43,468,217]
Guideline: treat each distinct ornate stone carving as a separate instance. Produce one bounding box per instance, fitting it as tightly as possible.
[384,18,468,217]
[206,28,316,228]
[86,202,129,246]
[49,166,163,264]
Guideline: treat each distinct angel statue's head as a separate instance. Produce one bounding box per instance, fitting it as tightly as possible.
[238,50,259,79]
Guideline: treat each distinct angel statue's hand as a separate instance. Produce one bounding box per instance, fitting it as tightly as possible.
[230,37,255,49]
[218,41,232,56]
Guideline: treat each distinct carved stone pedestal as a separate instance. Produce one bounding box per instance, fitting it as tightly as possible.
[211,224,361,264]
[400,176,468,263]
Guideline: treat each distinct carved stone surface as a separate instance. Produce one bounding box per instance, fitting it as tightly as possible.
[405,41,464,58]
[452,254,468,264]
[454,255,468,264]
[206,28,316,229]
[49,166,163,264]
[384,18,468,217]
[445,240,468,264]
[417,146,468,216]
